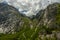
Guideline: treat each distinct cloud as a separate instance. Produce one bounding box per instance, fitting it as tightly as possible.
[0,0,60,16]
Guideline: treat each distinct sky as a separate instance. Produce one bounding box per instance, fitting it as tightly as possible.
[0,0,60,17]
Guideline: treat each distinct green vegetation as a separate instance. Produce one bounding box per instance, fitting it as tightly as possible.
[0,26,57,40]
[56,4,60,25]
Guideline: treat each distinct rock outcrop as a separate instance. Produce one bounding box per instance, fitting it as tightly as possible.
[0,3,24,34]
[36,3,59,28]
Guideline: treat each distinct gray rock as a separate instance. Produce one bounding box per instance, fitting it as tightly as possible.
[0,3,23,34]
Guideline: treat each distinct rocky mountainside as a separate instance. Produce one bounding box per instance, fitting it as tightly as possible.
[0,3,60,40]
[0,3,36,34]
[0,3,24,33]
[35,3,59,28]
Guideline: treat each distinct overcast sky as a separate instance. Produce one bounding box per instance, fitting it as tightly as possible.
[0,0,60,16]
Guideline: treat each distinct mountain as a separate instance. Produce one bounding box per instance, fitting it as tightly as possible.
[35,3,59,28]
[0,0,60,16]
[0,3,34,34]
[0,2,60,40]
[0,3,24,33]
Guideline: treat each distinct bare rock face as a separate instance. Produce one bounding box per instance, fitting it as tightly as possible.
[0,3,23,34]
[36,3,59,28]
[56,32,60,40]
